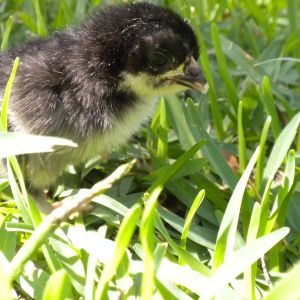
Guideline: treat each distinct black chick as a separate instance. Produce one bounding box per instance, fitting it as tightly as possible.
[0,3,208,211]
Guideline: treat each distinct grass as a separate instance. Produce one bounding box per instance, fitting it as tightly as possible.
[1,0,300,299]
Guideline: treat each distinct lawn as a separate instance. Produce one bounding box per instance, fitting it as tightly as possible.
[1,0,300,299]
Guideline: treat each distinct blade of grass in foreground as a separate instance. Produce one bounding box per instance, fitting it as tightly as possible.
[6,161,31,224]
[155,278,186,300]
[263,111,300,186]
[9,161,134,283]
[95,203,142,300]
[155,214,210,276]
[94,193,211,275]
[156,258,208,296]
[139,141,208,298]
[202,227,289,300]
[158,205,215,249]
[0,132,77,158]
[148,142,210,275]
[179,189,205,260]
[0,253,11,300]
[259,112,300,236]
[264,261,300,300]
[42,269,72,300]
[1,57,19,131]
[5,140,62,275]
[85,250,98,300]
[266,149,295,234]
[212,147,259,271]
[140,186,162,300]
[244,202,261,300]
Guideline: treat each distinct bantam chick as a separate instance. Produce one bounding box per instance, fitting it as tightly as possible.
[0,3,208,211]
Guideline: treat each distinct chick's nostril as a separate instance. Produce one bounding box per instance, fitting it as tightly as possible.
[187,65,202,77]
[184,57,207,84]
[185,63,207,85]
[196,69,207,84]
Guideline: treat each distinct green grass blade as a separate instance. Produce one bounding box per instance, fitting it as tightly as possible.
[75,0,89,20]
[149,141,205,191]
[95,203,142,299]
[179,189,205,254]
[1,57,19,132]
[212,147,259,271]
[85,253,97,300]
[244,202,261,300]
[242,20,260,57]
[6,160,30,223]
[166,96,196,150]
[157,98,168,161]
[138,142,206,298]
[42,270,72,300]
[243,0,265,27]
[211,23,239,111]
[258,178,273,237]
[155,278,185,300]
[7,155,43,227]
[19,12,38,34]
[199,38,225,140]
[9,161,134,283]
[52,0,73,30]
[220,35,265,83]
[155,214,210,276]
[6,157,61,275]
[154,242,167,271]
[255,116,271,190]
[260,77,281,139]
[94,194,211,275]
[32,0,47,37]
[287,0,298,32]
[191,174,227,210]
[203,227,290,300]
[156,257,209,296]
[238,101,247,172]
[147,158,207,182]
[186,99,237,190]
[140,187,162,300]
[0,253,11,300]
[158,205,215,249]
[264,262,300,300]
[266,150,296,233]
[1,16,13,50]
[263,111,300,184]
[0,132,77,158]
[0,214,17,261]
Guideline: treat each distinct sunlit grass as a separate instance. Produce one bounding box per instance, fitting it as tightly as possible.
[1,0,300,299]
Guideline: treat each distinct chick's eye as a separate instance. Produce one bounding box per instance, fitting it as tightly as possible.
[149,51,171,70]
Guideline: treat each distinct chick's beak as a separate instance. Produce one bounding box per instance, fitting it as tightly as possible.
[168,57,209,94]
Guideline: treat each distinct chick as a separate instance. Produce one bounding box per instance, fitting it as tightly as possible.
[0,3,208,211]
